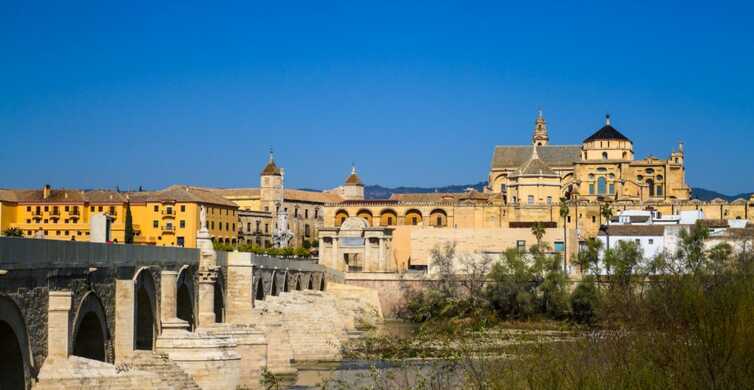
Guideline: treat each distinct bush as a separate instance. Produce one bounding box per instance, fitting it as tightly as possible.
[570,277,599,325]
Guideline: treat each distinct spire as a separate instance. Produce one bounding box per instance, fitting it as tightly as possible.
[268,147,274,162]
[351,162,356,175]
[605,113,611,126]
[532,110,549,146]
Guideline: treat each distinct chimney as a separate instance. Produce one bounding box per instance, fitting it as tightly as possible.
[43,184,51,200]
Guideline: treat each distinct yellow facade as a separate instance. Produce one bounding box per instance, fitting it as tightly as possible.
[0,185,239,248]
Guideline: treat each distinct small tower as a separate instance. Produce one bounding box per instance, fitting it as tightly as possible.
[260,150,283,208]
[339,165,365,201]
[670,141,685,166]
[532,110,549,146]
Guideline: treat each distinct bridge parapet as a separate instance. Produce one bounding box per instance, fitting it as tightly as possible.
[0,237,199,270]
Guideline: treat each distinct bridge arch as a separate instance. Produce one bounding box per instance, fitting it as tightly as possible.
[320,274,326,291]
[295,274,302,291]
[283,272,290,293]
[0,295,33,390]
[177,266,196,330]
[254,278,265,301]
[307,275,314,290]
[134,267,157,350]
[72,291,109,362]
[270,271,279,296]
[214,271,225,323]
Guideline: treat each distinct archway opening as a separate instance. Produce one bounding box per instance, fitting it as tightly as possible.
[295,276,302,291]
[214,279,224,323]
[177,283,194,329]
[271,275,279,296]
[307,277,314,290]
[335,210,349,226]
[135,285,154,350]
[255,280,265,301]
[134,270,156,351]
[73,312,105,361]
[0,321,24,390]
[319,277,326,291]
[283,275,290,293]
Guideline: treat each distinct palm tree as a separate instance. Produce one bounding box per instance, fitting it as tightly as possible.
[2,227,23,237]
[531,222,546,252]
[600,203,614,251]
[559,198,570,273]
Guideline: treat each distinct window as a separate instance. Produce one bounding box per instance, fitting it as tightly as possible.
[232,223,235,231]
[98,206,103,212]
[546,196,552,205]
[109,206,115,214]
[180,205,186,212]
[294,208,298,217]
[516,240,526,252]
[44,206,49,211]
[592,216,596,223]
[648,239,654,245]
[26,219,30,223]
[597,177,607,194]
[210,221,215,229]
[65,206,69,211]
[26,206,30,212]
[635,239,640,244]
[314,209,319,219]
[265,224,269,233]
[589,183,595,195]
[180,220,186,228]
[554,241,564,252]
[56,230,60,236]
[166,206,173,215]
[602,152,608,160]
[305,209,309,219]
[153,220,158,228]
[225,222,229,231]
[90,206,95,212]
[411,217,418,225]
[388,217,394,225]
[656,186,663,196]
[528,195,534,205]
[255,221,260,233]
[609,183,615,194]
[305,224,311,237]
[64,230,68,235]
[567,215,572,223]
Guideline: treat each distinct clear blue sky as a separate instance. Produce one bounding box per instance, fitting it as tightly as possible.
[2,1,753,194]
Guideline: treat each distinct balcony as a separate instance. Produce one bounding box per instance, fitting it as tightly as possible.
[161,210,175,219]
[162,225,176,234]
[49,210,61,220]
[31,211,43,220]
[68,211,80,220]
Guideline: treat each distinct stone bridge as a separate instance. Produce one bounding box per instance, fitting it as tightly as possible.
[0,236,381,390]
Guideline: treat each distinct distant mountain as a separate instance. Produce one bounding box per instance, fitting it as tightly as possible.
[691,188,752,202]
[364,182,487,200]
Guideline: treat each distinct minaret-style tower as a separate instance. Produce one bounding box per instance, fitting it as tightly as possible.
[260,150,283,210]
[532,110,549,146]
[340,165,365,201]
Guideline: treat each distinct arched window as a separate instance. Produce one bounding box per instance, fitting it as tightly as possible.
[546,196,552,205]
[602,152,608,160]
[405,209,423,225]
[380,209,397,226]
[335,210,349,226]
[527,195,534,204]
[356,209,373,226]
[647,179,655,197]
[429,209,447,227]
[597,177,607,194]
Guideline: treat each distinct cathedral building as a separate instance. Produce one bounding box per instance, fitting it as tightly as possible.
[488,112,691,204]
[319,113,748,275]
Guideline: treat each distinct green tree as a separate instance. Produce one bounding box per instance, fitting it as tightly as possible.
[124,202,135,244]
[2,227,23,237]
[559,198,570,273]
[575,238,602,275]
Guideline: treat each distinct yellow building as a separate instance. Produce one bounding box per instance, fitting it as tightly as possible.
[0,184,238,248]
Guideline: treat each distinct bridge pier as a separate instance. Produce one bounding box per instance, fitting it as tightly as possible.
[47,291,72,361]
[160,270,190,333]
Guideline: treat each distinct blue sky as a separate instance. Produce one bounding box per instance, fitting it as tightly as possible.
[1,1,753,194]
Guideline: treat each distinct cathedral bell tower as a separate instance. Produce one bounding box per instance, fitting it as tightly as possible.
[532,110,549,146]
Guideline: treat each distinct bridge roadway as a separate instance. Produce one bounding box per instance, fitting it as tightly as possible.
[0,236,349,389]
